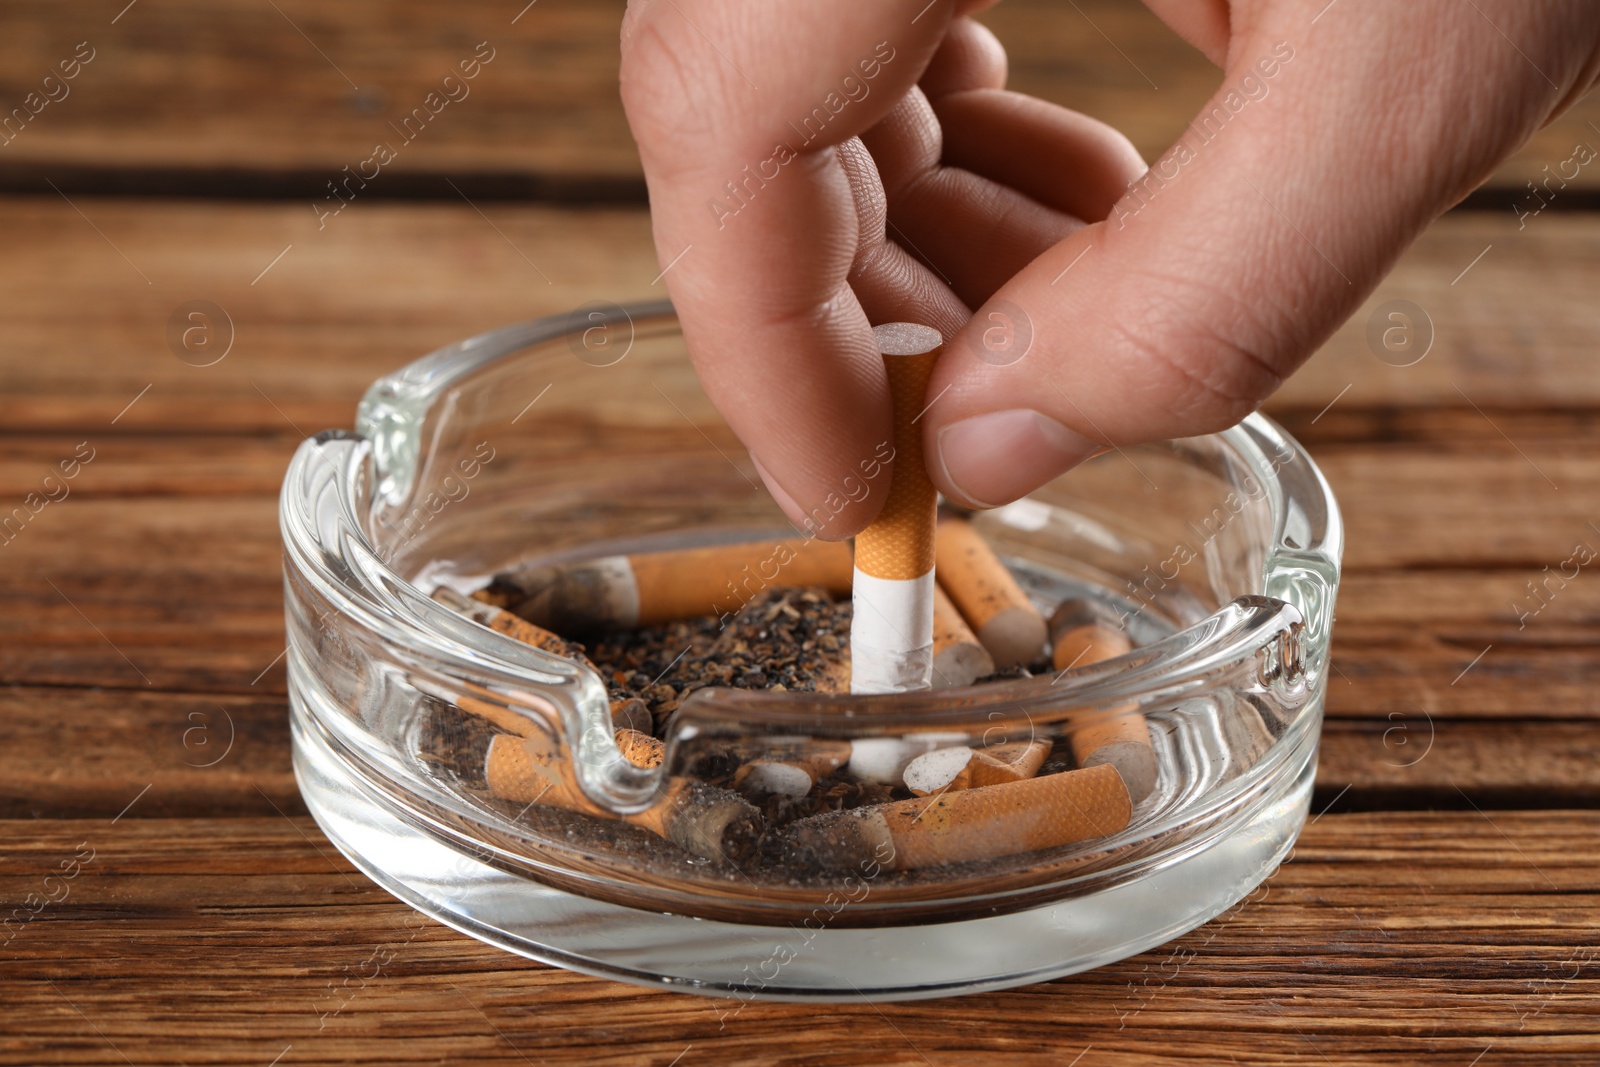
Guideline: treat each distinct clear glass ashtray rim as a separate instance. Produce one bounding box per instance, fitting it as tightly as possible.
[276,302,1345,929]
[279,301,1343,739]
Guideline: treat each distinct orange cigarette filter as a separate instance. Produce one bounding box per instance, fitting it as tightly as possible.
[969,738,1052,787]
[481,537,854,634]
[482,714,759,863]
[931,583,995,688]
[1049,598,1158,803]
[1050,598,1131,672]
[609,697,654,735]
[851,323,942,694]
[615,727,664,769]
[788,762,1131,872]
[434,586,651,733]
[902,736,1051,795]
[934,516,1049,668]
[434,585,589,661]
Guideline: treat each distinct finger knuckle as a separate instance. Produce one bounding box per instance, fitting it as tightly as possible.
[619,18,723,151]
[1106,308,1284,433]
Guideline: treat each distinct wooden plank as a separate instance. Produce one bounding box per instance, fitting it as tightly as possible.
[1266,213,1600,415]
[1,813,1597,1065]
[1,0,1594,196]
[0,200,1596,435]
[0,198,662,435]
[1316,718,1600,808]
[0,0,643,190]
[0,687,299,820]
[1272,407,1600,449]
[4,681,1597,821]
[0,495,286,693]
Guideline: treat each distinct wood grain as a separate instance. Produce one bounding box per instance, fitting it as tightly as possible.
[0,198,662,434]
[2,3,1598,1048]
[6,680,1600,824]
[1,201,1596,433]
[2,814,1598,1065]
[0,0,644,190]
[2,0,1595,196]
[0,687,300,820]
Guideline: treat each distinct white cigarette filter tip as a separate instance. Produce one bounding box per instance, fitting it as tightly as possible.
[902,746,974,795]
[846,733,968,784]
[850,568,935,693]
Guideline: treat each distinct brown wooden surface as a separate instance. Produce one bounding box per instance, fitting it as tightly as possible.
[4,0,1600,1062]
[1,0,1596,194]
[3,813,1598,1066]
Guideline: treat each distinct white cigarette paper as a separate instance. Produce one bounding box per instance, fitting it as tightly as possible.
[850,322,942,694]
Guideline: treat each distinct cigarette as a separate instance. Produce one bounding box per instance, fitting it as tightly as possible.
[1049,598,1158,804]
[934,516,1049,668]
[479,537,854,634]
[851,323,942,694]
[732,742,852,799]
[609,697,654,735]
[434,585,591,662]
[969,738,1052,787]
[845,734,967,784]
[615,727,665,768]
[902,746,973,795]
[902,737,1051,795]
[1049,598,1130,671]
[433,586,651,733]
[931,584,995,687]
[478,709,761,864]
[784,763,1130,872]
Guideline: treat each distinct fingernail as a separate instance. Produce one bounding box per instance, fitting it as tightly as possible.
[749,452,809,528]
[934,409,1099,508]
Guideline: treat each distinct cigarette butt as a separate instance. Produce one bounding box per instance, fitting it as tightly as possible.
[482,538,854,634]
[969,739,1052,787]
[931,584,995,688]
[903,746,973,796]
[615,727,664,768]
[1049,598,1159,804]
[483,725,760,864]
[851,323,942,694]
[731,741,852,799]
[902,737,1051,794]
[1068,717,1156,803]
[434,585,594,665]
[786,763,1130,872]
[934,516,1048,668]
[1049,597,1130,671]
[609,697,654,735]
[845,734,966,783]
[734,761,816,798]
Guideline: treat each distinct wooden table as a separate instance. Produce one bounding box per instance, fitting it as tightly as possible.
[3,2,1598,1063]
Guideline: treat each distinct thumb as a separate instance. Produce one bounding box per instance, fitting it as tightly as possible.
[922,1,1600,509]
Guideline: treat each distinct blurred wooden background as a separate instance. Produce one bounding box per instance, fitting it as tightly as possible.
[3,1,1600,1064]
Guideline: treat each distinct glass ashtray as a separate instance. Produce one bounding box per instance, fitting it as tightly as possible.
[281,299,1341,1000]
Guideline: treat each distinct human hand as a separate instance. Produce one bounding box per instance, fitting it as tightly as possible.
[620,0,1600,533]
